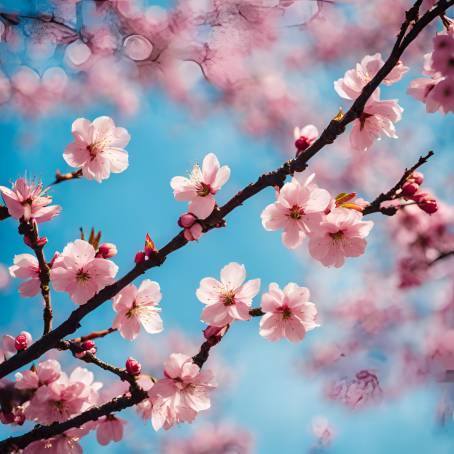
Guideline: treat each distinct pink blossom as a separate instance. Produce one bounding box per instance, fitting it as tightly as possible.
[9,253,41,297]
[335,53,408,100]
[63,116,130,182]
[196,262,261,327]
[430,77,454,114]
[407,77,445,113]
[0,178,61,223]
[170,153,230,219]
[23,434,83,454]
[183,223,203,241]
[308,208,374,268]
[349,98,403,152]
[96,415,126,446]
[294,124,319,153]
[261,173,331,249]
[24,366,101,424]
[431,34,454,77]
[50,239,118,305]
[326,370,382,408]
[149,353,216,430]
[15,359,62,390]
[112,279,163,340]
[259,283,319,342]
[312,416,334,448]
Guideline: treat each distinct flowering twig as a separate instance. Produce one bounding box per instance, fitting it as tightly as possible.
[68,328,117,344]
[51,169,83,186]
[362,151,434,216]
[18,221,53,335]
[0,0,451,381]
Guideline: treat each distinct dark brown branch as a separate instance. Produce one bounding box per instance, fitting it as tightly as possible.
[51,169,83,186]
[69,328,116,344]
[362,151,434,216]
[0,387,147,452]
[0,0,451,381]
[18,221,53,335]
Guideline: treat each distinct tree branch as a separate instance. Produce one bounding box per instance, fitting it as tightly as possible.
[18,221,53,335]
[362,151,434,216]
[0,0,451,381]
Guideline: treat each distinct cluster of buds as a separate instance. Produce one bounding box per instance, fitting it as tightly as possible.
[75,340,97,359]
[125,356,142,375]
[178,213,203,242]
[400,172,438,214]
[135,233,159,264]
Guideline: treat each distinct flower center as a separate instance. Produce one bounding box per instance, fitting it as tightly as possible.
[76,269,91,282]
[281,306,292,320]
[329,230,344,241]
[359,112,373,130]
[87,139,109,160]
[196,182,212,197]
[289,205,304,220]
[222,290,236,306]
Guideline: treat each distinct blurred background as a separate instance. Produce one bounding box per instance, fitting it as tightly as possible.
[0,0,453,452]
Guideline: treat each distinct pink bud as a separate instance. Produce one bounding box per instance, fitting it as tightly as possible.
[203,325,228,346]
[295,136,310,153]
[419,199,438,214]
[401,181,419,197]
[178,213,197,228]
[134,251,146,264]
[126,356,142,375]
[183,223,203,241]
[96,243,117,259]
[411,171,424,185]
[82,340,96,350]
[14,334,28,351]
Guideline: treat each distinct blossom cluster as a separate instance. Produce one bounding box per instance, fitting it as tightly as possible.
[334,53,407,151]
[408,26,454,114]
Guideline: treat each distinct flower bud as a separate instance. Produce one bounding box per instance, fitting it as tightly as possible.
[401,181,419,197]
[126,356,142,375]
[295,136,310,153]
[183,223,203,241]
[134,251,146,264]
[178,213,197,229]
[411,171,424,185]
[419,199,438,214]
[82,340,96,350]
[14,334,28,351]
[96,243,117,259]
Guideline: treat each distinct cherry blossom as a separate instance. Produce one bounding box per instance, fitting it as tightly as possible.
[50,239,118,305]
[149,353,216,431]
[24,366,101,424]
[259,283,319,342]
[112,279,163,340]
[334,53,408,100]
[63,116,130,183]
[294,124,319,154]
[170,153,230,219]
[9,253,41,297]
[349,98,403,152]
[196,262,261,327]
[261,173,331,249]
[15,359,62,390]
[96,415,126,446]
[308,208,374,268]
[0,178,61,223]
